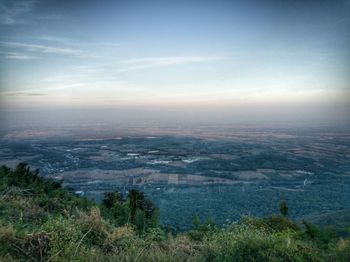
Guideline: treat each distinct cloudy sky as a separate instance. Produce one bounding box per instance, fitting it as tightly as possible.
[0,0,349,126]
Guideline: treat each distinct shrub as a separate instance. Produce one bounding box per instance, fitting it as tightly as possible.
[78,207,109,247]
[202,224,321,262]
[0,164,349,261]
[41,216,83,260]
[0,221,16,256]
[265,215,301,232]
[20,231,51,261]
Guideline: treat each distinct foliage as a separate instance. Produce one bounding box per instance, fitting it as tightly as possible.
[280,200,289,217]
[101,188,160,233]
[0,164,349,261]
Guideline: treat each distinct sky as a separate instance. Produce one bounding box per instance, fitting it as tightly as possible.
[0,0,349,127]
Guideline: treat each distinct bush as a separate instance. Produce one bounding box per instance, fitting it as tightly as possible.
[0,164,349,261]
[333,238,350,261]
[202,224,321,262]
[79,207,109,247]
[265,215,301,232]
[20,231,51,261]
[0,221,16,256]
[41,216,83,260]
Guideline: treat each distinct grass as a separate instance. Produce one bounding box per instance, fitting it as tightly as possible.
[0,163,349,261]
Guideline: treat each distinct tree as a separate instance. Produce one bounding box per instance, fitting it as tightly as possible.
[135,209,146,232]
[302,219,320,240]
[127,189,158,231]
[128,189,141,225]
[102,191,129,225]
[192,215,201,229]
[279,201,289,217]
[102,191,122,209]
[150,208,160,228]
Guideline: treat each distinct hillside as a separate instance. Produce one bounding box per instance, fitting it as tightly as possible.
[0,163,349,261]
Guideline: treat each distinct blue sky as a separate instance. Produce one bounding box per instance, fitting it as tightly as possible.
[0,0,349,125]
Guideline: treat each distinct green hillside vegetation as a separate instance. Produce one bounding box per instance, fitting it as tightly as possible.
[0,163,349,261]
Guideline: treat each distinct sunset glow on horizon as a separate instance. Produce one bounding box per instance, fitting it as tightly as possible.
[0,0,349,126]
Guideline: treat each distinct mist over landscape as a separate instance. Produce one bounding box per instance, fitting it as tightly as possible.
[0,0,350,261]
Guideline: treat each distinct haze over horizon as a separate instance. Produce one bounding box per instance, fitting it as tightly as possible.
[1,0,349,128]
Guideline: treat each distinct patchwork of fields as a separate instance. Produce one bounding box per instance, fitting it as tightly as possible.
[1,128,349,229]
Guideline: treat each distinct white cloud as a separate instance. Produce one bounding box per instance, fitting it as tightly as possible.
[35,36,122,48]
[5,53,36,60]
[35,35,76,45]
[0,41,83,55]
[0,0,37,25]
[120,56,224,71]
[0,50,36,60]
[1,91,46,97]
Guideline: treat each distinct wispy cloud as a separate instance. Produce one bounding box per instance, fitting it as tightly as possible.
[0,41,83,55]
[0,40,106,59]
[4,52,36,60]
[2,91,46,97]
[0,50,36,60]
[35,35,122,48]
[35,35,76,45]
[0,0,37,25]
[22,92,46,96]
[121,56,224,71]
